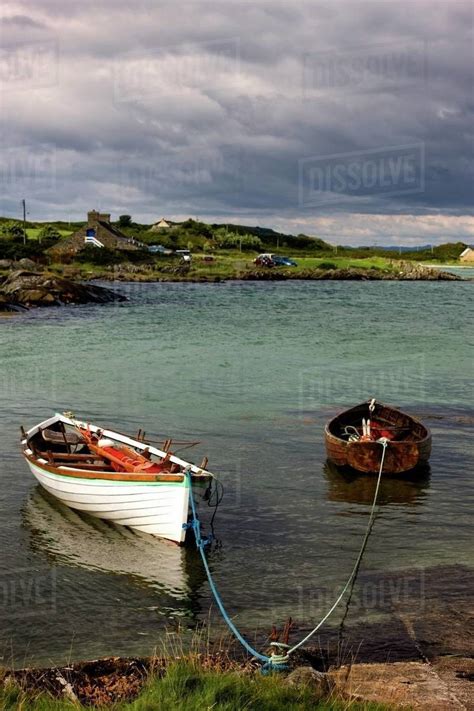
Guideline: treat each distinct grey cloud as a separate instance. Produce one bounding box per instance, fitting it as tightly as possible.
[0,0,472,244]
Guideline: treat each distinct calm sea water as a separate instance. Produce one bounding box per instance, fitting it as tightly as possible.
[0,280,472,666]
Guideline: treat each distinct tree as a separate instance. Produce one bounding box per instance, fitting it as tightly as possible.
[215,230,262,250]
[1,220,26,241]
[37,224,61,243]
[118,215,132,228]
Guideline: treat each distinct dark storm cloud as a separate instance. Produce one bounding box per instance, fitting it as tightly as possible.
[0,0,473,244]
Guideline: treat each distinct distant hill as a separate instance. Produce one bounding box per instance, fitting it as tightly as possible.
[210,222,331,250]
[367,244,432,252]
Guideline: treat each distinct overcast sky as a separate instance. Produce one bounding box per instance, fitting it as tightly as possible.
[0,0,472,245]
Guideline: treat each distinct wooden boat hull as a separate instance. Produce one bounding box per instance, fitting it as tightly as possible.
[325,401,431,475]
[22,414,213,544]
[26,459,191,543]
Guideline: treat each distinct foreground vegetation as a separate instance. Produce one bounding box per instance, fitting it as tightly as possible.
[0,660,391,711]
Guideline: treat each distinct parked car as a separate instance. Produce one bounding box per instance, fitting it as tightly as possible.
[254,254,297,267]
[271,255,297,267]
[175,249,192,263]
[254,254,275,267]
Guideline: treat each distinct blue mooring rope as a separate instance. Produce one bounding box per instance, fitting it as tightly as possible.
[184,470,284,670]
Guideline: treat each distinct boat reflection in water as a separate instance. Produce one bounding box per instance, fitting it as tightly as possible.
[23,486,207,609]
[324,460,431,506]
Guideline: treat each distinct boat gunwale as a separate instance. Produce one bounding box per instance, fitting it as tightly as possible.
[324,400,431,446]
[22,414,213,484]
[23,452,190,483]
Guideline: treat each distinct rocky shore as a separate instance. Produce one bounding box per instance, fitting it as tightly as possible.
[0,270,125,311]
[240,263,461,282]
[97,260,463,283]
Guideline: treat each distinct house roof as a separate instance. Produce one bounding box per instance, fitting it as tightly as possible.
[460,247,473,257]
[149,218,182,231]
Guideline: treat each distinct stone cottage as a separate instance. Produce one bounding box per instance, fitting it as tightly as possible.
[48,211,141,257]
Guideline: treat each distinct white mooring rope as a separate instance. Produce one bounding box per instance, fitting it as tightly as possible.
[279,437,389,660]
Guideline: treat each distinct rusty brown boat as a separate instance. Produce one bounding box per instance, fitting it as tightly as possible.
[325,400,431,475]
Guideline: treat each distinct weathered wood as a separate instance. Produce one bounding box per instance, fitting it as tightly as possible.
[59,421,71,454]
[42,428,83,445]
[325,401,431,475]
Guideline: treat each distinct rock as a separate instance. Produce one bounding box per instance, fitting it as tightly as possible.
[395,261,460,281]
[284,666,332,700]
[17,258,37,269]
[0,270,126,308]
[239,264,462,282]
[0,259,13,269]
[329,661,466,710]
[0,292,27,312]
[431,656,474,711]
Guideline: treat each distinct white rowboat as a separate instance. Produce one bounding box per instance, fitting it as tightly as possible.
[21,413,213,544]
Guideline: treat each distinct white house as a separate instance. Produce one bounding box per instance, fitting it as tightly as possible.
[460,247,474,263]
[150,218,172,231]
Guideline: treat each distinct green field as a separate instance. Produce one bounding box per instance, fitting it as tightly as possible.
[25,228,73,240]
[185,253,393,278]
[44,252,396,282]
[283,256,391,270]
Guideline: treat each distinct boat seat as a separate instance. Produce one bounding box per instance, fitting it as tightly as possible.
[41,428,83,445]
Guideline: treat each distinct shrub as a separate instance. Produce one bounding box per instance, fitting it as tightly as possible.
[118,214,132,228]
[0,233,49,261]
[126,249,153,264]
[75,246,123,265]
[317,261,337,270]
[215,230,262,250]
[1,220,26,241]
[180,219,213,239]
[37,225,61,243]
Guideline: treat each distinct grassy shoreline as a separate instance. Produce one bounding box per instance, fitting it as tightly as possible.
[0,655,393,710]
[43,255,463,283]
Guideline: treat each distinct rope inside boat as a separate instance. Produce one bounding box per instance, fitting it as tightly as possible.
[185,438,389,672]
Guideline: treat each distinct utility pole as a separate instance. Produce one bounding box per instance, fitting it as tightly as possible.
[21,199,26,244]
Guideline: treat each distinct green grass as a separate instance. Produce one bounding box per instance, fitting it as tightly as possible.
[42,248,403,285]
[45,253,396,283]
[293,256,391,270]
[0,661,392,710]
[26,228,72,240]
[182,254,393,276]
